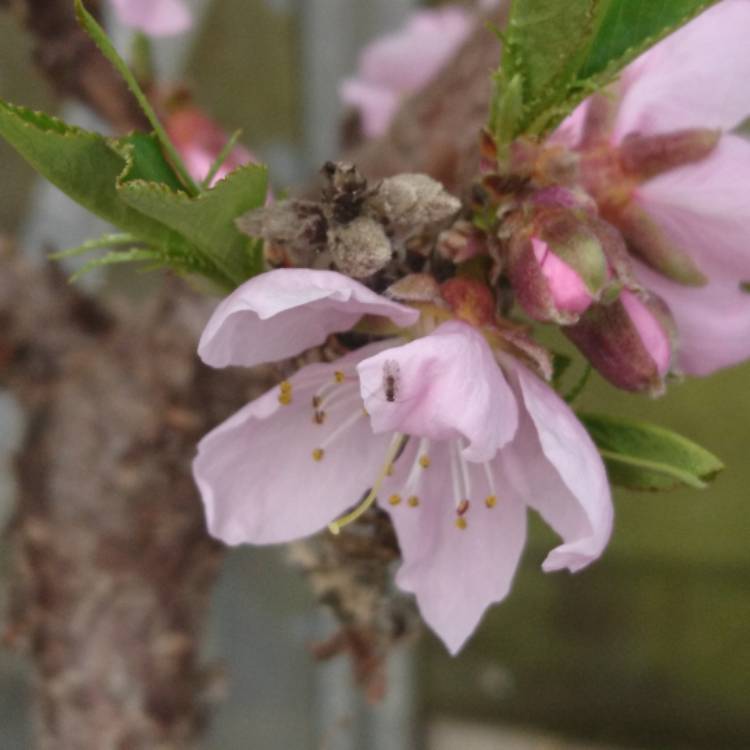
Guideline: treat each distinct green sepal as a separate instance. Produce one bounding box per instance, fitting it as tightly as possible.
[579,412,724,491]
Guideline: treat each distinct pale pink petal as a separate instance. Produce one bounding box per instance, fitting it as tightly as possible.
[637,263,750,375]
[548,100,590,148]
[532,237,594,315]
[381,440,527,654]
[110,0,192,36]
[620,291,671,377]
[636,135,750,282]
[340,7,473,138]
[198,269,419,368]
[614,1,750,138]
[193,344,392,545]
[504,361,613,572]
[357,321,519,462]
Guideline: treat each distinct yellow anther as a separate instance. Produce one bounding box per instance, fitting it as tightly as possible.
[455,517,468,530]
[313,410,326,425]
[312,448,325,462]
[334,371,345,383]
[419,454,431,469]
[485,495,497,509]
[407,496,420,508]
[278,380,293,405]
[388,494,402,506]
[362,407,369,417]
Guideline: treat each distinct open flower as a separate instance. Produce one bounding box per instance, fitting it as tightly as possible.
[340,6,473,138]
[357,321,612,652]
[558,0,750,375]
[194,268,612,653]
[110,0,191,37]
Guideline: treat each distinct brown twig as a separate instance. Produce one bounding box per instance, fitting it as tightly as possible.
[1,0,147,131]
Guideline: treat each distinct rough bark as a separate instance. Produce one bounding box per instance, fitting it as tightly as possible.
[0,0,148,131]
[1,243,275,748]
[0,1,506,747]
[347,4,507,195]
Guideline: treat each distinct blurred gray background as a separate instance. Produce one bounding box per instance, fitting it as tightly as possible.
[1,1,749,748]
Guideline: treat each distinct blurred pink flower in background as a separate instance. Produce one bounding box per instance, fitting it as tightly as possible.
[166,106,255,187]
[340,6,474,138]
[559,0,750,376]
[110,0,192,36]
[194,269,612,653]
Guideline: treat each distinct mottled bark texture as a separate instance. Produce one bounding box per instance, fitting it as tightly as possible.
[0,1,505,746]
[347,4,506,195]
[1,243,274,748]
[0,0,148,132]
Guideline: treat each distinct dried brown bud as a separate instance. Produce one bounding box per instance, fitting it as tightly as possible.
[328,216,392,278]
[368,173,460,230]
[321,161,372,224]
[236,200,328,263]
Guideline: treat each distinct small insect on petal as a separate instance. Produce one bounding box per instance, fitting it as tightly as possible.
[382,359,400,402]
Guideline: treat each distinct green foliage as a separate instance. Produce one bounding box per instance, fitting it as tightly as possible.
[0,101,179,246]
[74,0,200,196]
[579,412,724,491]
[494,0,721,143]
[116,163,268,283]
[0,99,268,289]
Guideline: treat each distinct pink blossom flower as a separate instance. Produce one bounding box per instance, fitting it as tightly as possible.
[558,0,750,375]
[340,7,473,138]
[193,269,612,653]
[166,107,255,188]
[110,0,191,37]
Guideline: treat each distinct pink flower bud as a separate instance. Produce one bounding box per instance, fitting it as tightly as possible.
[509,209,609,324]
[565,290,674,394]
[532,238,594,315]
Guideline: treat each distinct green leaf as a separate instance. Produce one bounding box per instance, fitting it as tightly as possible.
[501,0,721,139]
[110,132,184,191]
[0,101,237,288]
[579,412,724,491]
[201,129,242,189]
[49,233,139,260]
[0,101,178,247]
[69,248,164,281]
[116,163,269,284]
[73,0,200,196]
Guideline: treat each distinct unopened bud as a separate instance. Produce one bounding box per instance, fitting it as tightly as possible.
[509,211,609,324]
[328,216,392,278]
[565,290,674,395]
[368,173,460,230]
